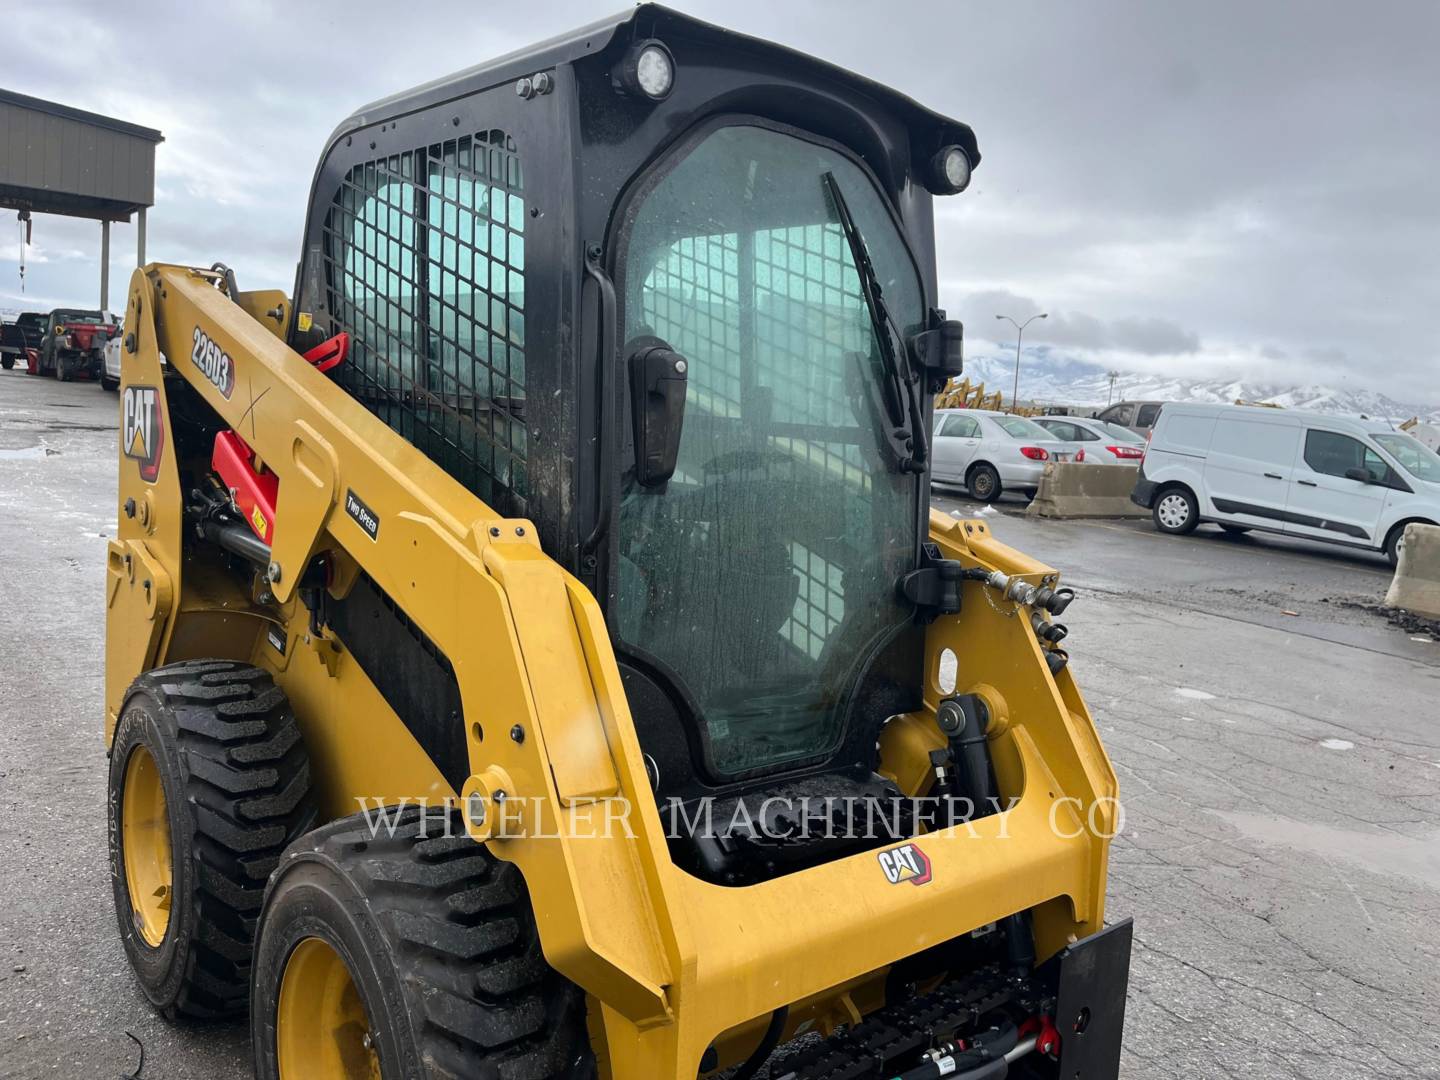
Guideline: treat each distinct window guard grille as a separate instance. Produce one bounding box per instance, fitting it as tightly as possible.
[323,129,528,513]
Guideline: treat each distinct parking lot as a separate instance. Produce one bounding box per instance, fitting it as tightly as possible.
[1,368,1438,1079]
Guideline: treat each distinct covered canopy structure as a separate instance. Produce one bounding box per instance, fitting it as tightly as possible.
[0,89,163,310]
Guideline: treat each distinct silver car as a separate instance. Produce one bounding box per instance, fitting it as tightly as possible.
[932,409,1083,501]
[1033,415,1147,465]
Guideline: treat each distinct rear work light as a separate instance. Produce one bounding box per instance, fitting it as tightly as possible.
[1020,446,1049,461]
[1108,445,1144,459]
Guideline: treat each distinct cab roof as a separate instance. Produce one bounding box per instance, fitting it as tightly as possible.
[1160,401,1403,436]
[329,4,979,167]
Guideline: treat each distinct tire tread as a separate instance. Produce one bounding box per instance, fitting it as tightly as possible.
[123,659,316,1018]
[276,807,592,1078]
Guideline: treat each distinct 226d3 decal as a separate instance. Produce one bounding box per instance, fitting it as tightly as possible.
[122,385,165,483]
[190,326,235,398]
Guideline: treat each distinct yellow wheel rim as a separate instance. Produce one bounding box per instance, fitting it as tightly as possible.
[121,745,172,948]
[277,938,382,1079]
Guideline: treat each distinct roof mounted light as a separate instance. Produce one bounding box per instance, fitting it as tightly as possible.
[928,145,972,194]
[613,39,675,101]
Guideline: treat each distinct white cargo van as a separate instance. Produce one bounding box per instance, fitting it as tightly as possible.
[1131,403,1440,563]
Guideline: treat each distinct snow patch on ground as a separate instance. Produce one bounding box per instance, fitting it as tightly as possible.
[1175,687,1216,701]
[0,445,48,460]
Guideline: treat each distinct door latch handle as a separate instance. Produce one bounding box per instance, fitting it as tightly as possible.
[1297,479,1318,487]
[1264,472,1283,479]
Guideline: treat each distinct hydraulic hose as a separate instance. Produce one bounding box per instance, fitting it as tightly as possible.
[889,1032,1037,1080]
[936,695,1036,980]
[962,569,1075,616]
[730,1006,788,1080]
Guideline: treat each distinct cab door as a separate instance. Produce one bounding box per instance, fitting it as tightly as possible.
[1200,414,1301,528]
[931,412,981,483]
[1284,429,1390,545]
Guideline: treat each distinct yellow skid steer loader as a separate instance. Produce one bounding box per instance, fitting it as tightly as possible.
[104,7,1131,1078]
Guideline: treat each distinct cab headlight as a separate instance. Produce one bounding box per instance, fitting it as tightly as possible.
[928,145,972,195]
[613,39,675,101]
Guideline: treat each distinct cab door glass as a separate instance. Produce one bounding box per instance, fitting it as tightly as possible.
[1303,430,1387,482]
[613,123,925,778]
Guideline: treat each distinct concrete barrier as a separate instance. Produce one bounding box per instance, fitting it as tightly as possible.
[1384,523,1440,619]
[1026,462,1148,520]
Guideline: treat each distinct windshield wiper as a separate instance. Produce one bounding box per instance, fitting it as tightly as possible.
[821,172,928,473]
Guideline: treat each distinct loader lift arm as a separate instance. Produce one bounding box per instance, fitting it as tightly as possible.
[111,263,682,1025]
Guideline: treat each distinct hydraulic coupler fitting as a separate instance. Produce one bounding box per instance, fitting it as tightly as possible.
[1033,585,1075,615]
[972,570,1076,614]
[1029,610,1068,644]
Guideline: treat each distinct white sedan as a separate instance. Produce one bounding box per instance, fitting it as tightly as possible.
[931,409,1084,501]
[1033,415,1147,465]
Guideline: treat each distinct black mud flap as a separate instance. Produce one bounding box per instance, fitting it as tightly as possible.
[1051,918,1133,1079]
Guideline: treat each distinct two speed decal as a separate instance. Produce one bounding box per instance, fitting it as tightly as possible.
[345,489,380,541]
[190,326,235,398]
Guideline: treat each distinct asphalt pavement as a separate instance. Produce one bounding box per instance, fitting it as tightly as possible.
[1,368,1437,1079]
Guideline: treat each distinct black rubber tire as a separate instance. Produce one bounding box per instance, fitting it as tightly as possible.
[1219,524,1251,535]
[252,807,594,1080]
[100,375,119,392]
[1152,485,1200,535]
[56,354,71,381]
[108,660,316,1018]
[966,462,1003,503]
[0,357,13,370]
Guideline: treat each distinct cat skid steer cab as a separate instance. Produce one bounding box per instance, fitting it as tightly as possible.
[103,7,1132,1078]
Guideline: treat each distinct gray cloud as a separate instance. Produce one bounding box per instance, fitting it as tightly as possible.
[958,289,1199,356]
[1,0,1437,401]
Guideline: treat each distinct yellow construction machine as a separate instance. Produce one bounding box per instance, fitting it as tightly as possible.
[104,8,1130,1078]
[934,377,1004,412]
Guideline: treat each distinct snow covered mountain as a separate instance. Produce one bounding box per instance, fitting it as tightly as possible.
[962,349,1440,424]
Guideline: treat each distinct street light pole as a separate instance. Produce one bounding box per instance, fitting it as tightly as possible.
[995,312,1047,411]
[1107,370,1120,406]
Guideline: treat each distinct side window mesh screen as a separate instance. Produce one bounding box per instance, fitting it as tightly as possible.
[323,131,527,513]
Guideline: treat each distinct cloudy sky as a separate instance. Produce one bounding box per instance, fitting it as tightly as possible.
[3,0,1437,400]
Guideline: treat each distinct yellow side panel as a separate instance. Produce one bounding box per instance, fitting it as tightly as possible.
[104,540,172,741]
[264,622,453,821]
[107,275,184,742]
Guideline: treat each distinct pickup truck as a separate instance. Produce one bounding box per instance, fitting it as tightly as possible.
[30,309,119,381]
[0,312,46,370]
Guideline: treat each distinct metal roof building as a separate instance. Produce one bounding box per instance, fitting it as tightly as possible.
[0,89,164,308]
